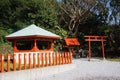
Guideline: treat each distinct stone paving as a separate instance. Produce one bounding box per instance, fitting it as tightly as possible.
[0,58,120,80]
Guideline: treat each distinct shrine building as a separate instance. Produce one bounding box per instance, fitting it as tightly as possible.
[5,24,60,63]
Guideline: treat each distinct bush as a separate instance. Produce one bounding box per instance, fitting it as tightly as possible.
[0,43,13,54]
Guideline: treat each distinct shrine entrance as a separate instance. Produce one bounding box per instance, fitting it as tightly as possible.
[84,36,107,61]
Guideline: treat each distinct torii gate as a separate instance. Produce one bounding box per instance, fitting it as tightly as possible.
[84,36,107,61]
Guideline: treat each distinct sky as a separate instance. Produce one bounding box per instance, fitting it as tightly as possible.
[57,0,62,3]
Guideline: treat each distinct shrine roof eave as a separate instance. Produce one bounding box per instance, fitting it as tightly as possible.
[6,35,60,41]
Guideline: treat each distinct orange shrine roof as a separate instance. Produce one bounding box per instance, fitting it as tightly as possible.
[64,38,80,46]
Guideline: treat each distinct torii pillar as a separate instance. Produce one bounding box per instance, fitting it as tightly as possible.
[84,36,107,61]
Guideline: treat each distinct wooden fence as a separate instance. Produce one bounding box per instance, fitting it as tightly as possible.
[0,52,72,73]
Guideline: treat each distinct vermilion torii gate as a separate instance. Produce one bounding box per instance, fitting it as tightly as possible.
[84,36,107,61]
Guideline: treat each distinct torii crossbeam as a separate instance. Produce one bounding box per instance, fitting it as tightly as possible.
[84,36,107,61]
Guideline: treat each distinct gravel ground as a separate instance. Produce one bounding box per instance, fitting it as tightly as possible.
[42,58,120,80]
[0,58,120,80]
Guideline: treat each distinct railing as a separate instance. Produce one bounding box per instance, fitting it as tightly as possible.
[0,52,72,73]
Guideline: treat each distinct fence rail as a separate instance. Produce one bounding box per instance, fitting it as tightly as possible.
[0,52,72,73]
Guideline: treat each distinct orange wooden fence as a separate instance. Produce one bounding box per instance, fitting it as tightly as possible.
[0,52,72,73]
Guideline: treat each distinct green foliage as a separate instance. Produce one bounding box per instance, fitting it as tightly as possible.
[48,27,68,52]
[109,0,120,25]
[0,0,58,30]
[0,0,119,57]
[0,0,59,53]
[0,43,13,54]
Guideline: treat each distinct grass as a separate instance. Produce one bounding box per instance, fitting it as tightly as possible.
[106,57,120,62]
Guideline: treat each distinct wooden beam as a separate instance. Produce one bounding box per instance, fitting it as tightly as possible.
[88,37,91,61]
[84,35,107,38]
[85,39,106,41]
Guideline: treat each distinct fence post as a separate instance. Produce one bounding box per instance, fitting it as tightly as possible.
[42,53,44,67]
[58,52,60,65]
[68,52,70,64]
[67,52,70,64]
[56,52,58,65]
[53,53,55,65]
[13,54,16,71]
[60,52,63,64]
[45,53,48,67]
[61,53,62,64]
[1,54,4,73]
[7,54,10,72]
[64,52,66,64]
[51,53,53,66]
[29,53,32,69]
[66,52,68,64]
[38,53,40,68]
[62,52,64,64]
[59,52,61,65]
[33,53,36,68]
[70,52,72,63]
[24,54,26,70]
[18,54,22,70]
[54,52,56,65]
[65,52,67,64]
[49,53,52,66]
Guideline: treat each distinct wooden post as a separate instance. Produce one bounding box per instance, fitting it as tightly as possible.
[57,52,59,65]
[88,37,91,61]
[1,54,4,73]
[52,53,54,65]
[48,53,50,66]
[67,52,70,64]
[59,52,61,65]
[65,52,67,64]
[7,54,10,72]
[42,53,44,67]
[70,52,72,63]
[68,52,70,64]
[13,54,16,71]
[18,54,22,70]
[54,53,56,65]
[24,54,26,70]
[66,52,68,64]
[56,52,58,65]
[101,39,105,60]
[38,53,40,68]
[29,54,32,69]
[62,52,64,64]
[63,52,65,64]
[49,53,52,66]
[33,53,36,68]
[46,53,49,67]
[54,52,56,65]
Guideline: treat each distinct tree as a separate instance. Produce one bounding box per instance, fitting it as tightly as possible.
[58,0,98,37]
[0,0,58,31]
[109,0,120,25]
[0,0,60,53]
